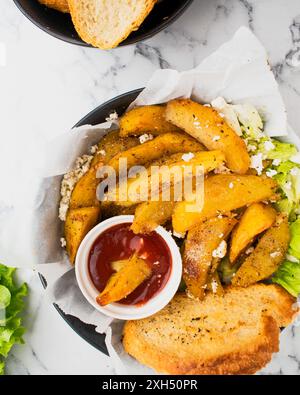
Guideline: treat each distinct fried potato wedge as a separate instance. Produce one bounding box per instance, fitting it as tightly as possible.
[229,203,277,263]
[65,207,100,264]
[107,132,204,174]
[173,174,278,234]
[69,165,102,209]
[97,254,151,306]
[232,215,290,287]
[131,201,176,235]
[119,105,181,137]
[91,130,139,166]
[183,216,237,300]
[166,99,250,174]
[101,201,137,220]
[112,150,225,207]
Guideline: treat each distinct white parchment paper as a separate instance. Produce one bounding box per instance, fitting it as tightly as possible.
[33,27,296,374]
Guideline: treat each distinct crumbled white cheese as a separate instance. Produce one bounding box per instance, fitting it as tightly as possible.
[59,154,94,221]
[60,237,67,248]
[212,240,227,258]
[203,104,211,107]
[245,246,254,255]
[214,164,231,174]
[139,133,154,144]
[98,149,106,156]
[211,279,218,294]
[229,182,234,189]
[212,135,221,142]
[90,145,98,154]
[264,140,275,151]
[105,111,119,122]
[270,251,281,258]
[182,152,195,162]
[266,169,278,178]
[219,233,224,239]
[250,153,264,175]
[272,159,281,166]
[173,230,185,239]
[247,144,257,152]
[291,167,299,176]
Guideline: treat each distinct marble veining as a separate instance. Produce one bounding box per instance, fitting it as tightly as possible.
[0,0,300,375]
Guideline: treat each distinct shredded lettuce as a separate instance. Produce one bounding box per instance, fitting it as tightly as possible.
[233,104,264,139]
[211,99,300,297]
[264,141,297,161]
[0,264,27,375]
[272,260,300,297]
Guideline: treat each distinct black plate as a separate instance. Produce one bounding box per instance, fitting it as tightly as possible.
[40,88,143,356]
[13,0,193,48]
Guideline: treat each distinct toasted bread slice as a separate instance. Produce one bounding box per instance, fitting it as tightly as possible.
[38,0,69,13]
[68,0,158,49]
[123,285,298,375]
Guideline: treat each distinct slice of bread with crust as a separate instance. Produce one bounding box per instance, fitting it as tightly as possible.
[123,284,298,375]
[67,0,158,49]
[38,0,69,13]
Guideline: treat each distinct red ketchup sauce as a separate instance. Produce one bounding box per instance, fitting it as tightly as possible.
[88,223,172,306]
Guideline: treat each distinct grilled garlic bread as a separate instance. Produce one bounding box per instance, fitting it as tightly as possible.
[123,284,298,375]
[68,0,158,49]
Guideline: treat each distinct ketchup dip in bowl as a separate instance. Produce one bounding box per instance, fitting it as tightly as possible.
[75,215,182,320]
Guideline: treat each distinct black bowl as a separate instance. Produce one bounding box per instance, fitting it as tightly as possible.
[13,0,193,48]
[40,88,143,356]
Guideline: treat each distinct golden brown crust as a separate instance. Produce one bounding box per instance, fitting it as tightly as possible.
[124,315,279,375]
[38,0,69,13]
[68,0,158,49]
[123,285,299,375]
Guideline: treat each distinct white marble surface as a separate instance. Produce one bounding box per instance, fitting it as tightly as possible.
[1,0,300,375]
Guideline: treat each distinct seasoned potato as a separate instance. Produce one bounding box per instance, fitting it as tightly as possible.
[101,201,137,220]
[112,150,225,207]
[65,207,100,264]
[172,175,278,234]
[120,105,181,137]
[131,201,176,235]
[107,132,204,174]
[183,216,237,300]
[229,203,277,263]
[165,99,250,174]
[232,215,290,287]
[69,165,102,209]
[92,130,139,166]
[97,254,151,306]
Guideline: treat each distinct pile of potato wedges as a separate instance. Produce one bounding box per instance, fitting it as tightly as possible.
[63,98,289,300]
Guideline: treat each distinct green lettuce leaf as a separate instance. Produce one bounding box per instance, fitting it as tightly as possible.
[0,285,11,310]
[265,141,297,161]
[0,264,27,375]
[272,260,300,297]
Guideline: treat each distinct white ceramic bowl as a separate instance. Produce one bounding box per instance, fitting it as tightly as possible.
[75,215,182,320]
